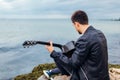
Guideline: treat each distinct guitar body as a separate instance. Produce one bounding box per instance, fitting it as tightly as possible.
[64,49,74,58]
[62,41,75,58]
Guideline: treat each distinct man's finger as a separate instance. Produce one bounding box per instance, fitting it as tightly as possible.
[50,41,53,46]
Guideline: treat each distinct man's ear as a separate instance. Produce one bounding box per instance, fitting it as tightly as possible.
[75,22,80,28]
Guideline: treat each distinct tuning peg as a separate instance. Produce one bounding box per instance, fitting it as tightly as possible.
[33,41,37,45]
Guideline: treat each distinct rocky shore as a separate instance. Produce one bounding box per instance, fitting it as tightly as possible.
[14,63,120,80]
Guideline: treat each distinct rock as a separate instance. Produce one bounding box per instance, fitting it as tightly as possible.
[109,68,120,80]
[14,63,120,80]
[37,75,49,80]
[54,75,70,80]
[37,68,120,80]
[37,75,70,80]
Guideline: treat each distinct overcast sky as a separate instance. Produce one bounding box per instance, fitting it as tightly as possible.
[0,0,119,19]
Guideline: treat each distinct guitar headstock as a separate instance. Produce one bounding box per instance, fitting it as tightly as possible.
[23,41,37,48]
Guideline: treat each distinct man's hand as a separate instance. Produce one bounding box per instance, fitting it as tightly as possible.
[45,41,54,53]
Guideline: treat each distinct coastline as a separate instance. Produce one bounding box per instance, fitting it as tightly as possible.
[14,63,120,80]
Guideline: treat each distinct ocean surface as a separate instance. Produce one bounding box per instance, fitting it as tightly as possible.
[0,19,120,79]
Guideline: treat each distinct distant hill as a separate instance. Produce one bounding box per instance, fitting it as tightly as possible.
[98,18,120,21]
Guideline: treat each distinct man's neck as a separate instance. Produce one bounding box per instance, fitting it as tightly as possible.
[81,24,89,34]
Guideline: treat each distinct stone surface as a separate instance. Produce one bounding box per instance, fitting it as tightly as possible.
[54,75,70,80]
[38,68,120,80]
[37,75,70,80]
[109,68,120,80]
[37,75,49,80]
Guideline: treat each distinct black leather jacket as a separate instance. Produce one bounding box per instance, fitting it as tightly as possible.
[51,26,110,80]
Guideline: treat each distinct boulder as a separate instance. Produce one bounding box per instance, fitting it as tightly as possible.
[37,75,70,80]
[109,68,120,80]
[37,75,48,80]
[38,68,120,80]
[54,75,70,80]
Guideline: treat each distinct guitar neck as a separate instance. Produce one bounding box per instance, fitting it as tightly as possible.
[36,41,62,49]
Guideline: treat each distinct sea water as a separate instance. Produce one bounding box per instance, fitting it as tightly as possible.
[0,19,120,79]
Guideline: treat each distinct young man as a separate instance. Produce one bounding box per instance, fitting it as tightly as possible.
[45,10,110,80]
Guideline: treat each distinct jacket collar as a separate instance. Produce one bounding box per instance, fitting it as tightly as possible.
[83,26,94,34]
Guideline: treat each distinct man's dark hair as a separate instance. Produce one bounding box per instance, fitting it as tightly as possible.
[71,10,88,25]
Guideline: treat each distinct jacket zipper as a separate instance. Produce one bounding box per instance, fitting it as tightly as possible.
[80,67,88,80]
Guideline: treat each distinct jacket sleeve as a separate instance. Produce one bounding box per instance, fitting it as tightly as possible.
[50,38,89,68]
